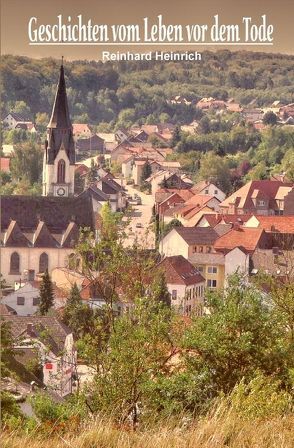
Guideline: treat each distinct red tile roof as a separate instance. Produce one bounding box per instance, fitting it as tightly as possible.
[0,158,10,172]
[221,180,293,211]
[158,255,205,286]
[214,227,264,253]
[248,216,294,233]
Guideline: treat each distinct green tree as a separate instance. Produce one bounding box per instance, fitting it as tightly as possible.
[263,111,278,126]
[63,283,82,325]
[183,275,291,393]
[38,270,54,315]
[170,125,181,147]
[86,158,97,186]
[86,298,175,427]
[10,141,43,185]
[198,152,232,193]
[11,100,31,118]
[161,218,182,238]
[141,162,152,182]
[35,112,49,132]
[151,272,171,308]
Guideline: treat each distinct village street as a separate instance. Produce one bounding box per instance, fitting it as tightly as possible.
[121,181,156,249]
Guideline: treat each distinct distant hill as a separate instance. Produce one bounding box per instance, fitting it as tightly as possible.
[1,51,293,128]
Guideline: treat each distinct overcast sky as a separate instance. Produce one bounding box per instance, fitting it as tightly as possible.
[1,0,293,60]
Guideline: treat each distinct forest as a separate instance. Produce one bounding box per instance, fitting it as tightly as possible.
[1,51,294,130]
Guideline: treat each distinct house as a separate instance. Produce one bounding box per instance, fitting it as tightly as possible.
[220,180,294,216]
[0,195,94,284]
[2,112,33,130]
[2,144,14,156]
[166,195,221,225]
[0,157,10,173]
[194,213,252,228]
[279,103,294,119]
[191,181,226,203]
[169,96,192,105]
[72,123,92,139]
[243,108,264,123]
[147,171,193,195]
[214,226,270,254]
[225,99,243,113]
[115,128,130,143]
[15,122,37,133]
[76,134,105,154]
[78,185,109,214]
[158,255,205,316]
[96,175,126,211]
[1,315,76,397]
[159,226,250,290]
[156,189,195,216]
[196,97,226,110]
[51,267,133,314]
[1,281,66,316]
[134,160,181,186]
[244,215,294,234]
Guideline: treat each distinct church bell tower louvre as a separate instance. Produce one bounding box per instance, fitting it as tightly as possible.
[42,60,76,197]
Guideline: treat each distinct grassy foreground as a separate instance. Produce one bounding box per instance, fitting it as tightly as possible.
[2,414,294,448]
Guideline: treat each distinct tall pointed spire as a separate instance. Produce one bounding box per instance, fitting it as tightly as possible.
[45,62,75,164]
[48,62,72,129]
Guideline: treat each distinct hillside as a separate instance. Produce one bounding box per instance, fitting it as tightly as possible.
[1,51,294,128]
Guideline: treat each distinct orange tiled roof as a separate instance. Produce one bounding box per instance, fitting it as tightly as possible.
[249,216,294,233]
[214,227,264,253]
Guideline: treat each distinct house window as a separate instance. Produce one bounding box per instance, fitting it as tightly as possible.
[199,246,203,253]
[39,252,49,273]
[197,266,204,273]
[205,189,209,194]
[258,200,265,206]
[214,190,218,194]
[171,290,177,300]
[10,252,20,274]
[33,297,40,306]
[207,279,217,288]
[17,296,25,305]
[207,246,212,253]
[192,246,197,253]
[207,266,218,274]
[57,159,66,183]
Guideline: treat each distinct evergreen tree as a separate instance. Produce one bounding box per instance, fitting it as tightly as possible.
[170,125,181,147]
[151,272,171,308]
[63,283,82,326]
[141,162,152,182]
[39,270,54,315]
[86,159,97,186]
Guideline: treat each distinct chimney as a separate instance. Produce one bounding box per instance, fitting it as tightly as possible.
[27,323,34,336]
[233,223,240,231]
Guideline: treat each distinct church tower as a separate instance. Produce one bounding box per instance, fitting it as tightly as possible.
[42,62,75,197]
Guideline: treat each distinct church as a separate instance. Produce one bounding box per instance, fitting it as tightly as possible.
[1,63,95,285]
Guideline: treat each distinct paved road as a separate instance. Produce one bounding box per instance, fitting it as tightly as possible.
[121,182,155,249]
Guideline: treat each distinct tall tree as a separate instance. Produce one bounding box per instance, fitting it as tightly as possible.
[141,162,152,182]
[39,270,54,315]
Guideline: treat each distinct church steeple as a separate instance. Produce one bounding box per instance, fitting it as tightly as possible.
[45,62,75,165]
[42,61,76,197]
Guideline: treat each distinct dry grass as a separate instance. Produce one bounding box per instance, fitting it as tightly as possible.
[2,414,294,448]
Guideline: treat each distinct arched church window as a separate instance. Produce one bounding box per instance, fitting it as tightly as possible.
[39,252,49,273]
[57,159,66,183]
[10,252,20,274]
